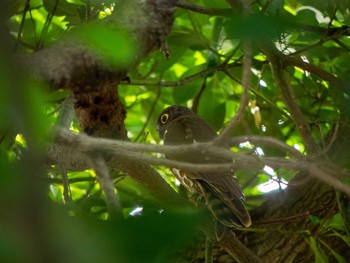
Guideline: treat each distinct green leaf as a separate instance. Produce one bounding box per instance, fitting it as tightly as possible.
[310,215,322,225]
[197,83,226,131]
[224,14,291,41]
[75,24,136,69]
[43,0,81,16]
[172,64,207,104]
[327,247,347,263]
[295,9,320,26]
[306,236,329,263]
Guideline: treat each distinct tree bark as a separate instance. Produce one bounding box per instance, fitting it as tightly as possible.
[175,121,350,262]
[24,0,181,206]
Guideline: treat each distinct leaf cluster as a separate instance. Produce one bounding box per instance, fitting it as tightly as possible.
[1,0,350,262]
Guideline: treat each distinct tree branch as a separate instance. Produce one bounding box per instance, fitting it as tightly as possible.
[218,231,263,263]
[199,225,263,263]
[284,56,340,86]
[120,59,247,88]
[89,155,123,219]
[51,129,350,196]
[216,41,252,144]
[260,43,320,155]
[55,94,75,128]
[176,1,232,16]
[134,84,161,142]
[229,135,305,159]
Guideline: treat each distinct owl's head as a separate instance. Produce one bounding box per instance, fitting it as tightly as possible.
[156,105,194,139]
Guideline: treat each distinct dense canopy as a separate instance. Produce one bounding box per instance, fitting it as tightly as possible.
[1,0,350,262]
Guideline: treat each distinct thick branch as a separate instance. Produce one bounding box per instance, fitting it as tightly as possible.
[218,231,263,263]
[47,143,183,206]
[199,225,263,263]
[51,129,350,196]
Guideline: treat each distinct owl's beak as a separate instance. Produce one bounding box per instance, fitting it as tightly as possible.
[156,124,162,139]
[156,125,165,140]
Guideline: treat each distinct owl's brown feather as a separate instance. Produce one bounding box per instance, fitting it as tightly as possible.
[157,105,251,228]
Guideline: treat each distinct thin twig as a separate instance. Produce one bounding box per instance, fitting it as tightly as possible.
[333,38,350,53]
[120,58,260,89]
[322,120,339,155]
[86,0,91,22]
[120,62,235,87]
[177,1,232,16]
[59,165,73,205]
[134,85,161,142]
[229,135,304,159]
[89,156,123,219]
[42,176,96,184]
[222,46,243,65]
[14,0,31,52]
[191,77,207,113]
[289,39,325,57]
[216,41,252,144]
[37,0,59,50]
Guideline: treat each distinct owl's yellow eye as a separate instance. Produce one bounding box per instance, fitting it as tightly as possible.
[160,113,169,124]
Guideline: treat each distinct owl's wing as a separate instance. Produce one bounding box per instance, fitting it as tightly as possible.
[163,117,194,145]
[177,115,217,142]
[164,113,251,227]
[164,115,219,162]
[196,172,251,228]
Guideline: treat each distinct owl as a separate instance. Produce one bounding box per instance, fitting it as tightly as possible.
[157,105,251,228]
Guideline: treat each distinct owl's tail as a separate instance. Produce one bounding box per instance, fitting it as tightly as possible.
[199,181,251,229]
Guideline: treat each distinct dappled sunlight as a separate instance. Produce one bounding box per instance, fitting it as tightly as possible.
[2,0,350,261]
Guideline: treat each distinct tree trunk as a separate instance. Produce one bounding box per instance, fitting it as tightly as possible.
[175,121,350,262]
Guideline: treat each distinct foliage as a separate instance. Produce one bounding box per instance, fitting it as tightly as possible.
[1,0,350,262]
